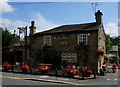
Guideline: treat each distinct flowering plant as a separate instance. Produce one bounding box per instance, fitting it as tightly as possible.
[67,68,77,74]
[83,69,93,74]
[2,64,12,68]
[97,48,104,55]
[37,66,49,71]
[2,64,12,71]
[20,64,29,69]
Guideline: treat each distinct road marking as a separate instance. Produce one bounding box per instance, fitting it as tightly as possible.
[57,78,71,81]
[107,79,110,80]
[107,78,118,81]
[40,76,49,78]
[0,75,87,85]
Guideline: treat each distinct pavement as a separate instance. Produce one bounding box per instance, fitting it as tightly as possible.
[1,69,119,85]
[1,72,88,85]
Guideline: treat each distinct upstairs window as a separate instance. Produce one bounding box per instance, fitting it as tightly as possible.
[44,36,51,46]
[78,34,87,45]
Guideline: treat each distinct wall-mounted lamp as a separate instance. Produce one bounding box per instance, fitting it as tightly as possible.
[88,33,90,36]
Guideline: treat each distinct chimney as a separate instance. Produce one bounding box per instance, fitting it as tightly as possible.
[95,10,103,24]
[29,21,36,36]
[13,30,16,37]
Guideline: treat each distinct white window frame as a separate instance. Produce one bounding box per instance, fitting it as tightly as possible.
[72,54,77,63]
[44,36,51,46]
[62,54,67,61]
[67,54,71,57]
[67,54,71,62]
[62,54,66,57]
[78,34,87,45]
[72,57,77,63]
[72,54,77,58]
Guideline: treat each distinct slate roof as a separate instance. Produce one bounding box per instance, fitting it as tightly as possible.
[34,22,100,36]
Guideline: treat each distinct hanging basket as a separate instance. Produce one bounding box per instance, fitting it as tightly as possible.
[97,48,104,56]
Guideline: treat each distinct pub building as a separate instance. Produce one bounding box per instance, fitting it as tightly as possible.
[29,10,106,74]
[9,10,106,74]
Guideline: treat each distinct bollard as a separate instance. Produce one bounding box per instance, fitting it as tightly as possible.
[82,71,85,80]
[55,68,58,76]
[93,71,96,79]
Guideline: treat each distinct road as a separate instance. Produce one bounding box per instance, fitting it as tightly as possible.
[0,69,119,86]
[1,72,67,85]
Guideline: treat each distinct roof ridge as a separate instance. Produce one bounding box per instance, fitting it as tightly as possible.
[34,22,98,35]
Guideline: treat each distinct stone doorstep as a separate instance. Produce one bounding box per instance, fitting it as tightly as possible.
[74,75,97,79]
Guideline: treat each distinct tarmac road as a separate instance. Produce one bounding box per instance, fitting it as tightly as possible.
[0,69,119,86]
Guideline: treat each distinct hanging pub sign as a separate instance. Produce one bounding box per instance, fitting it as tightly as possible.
[20,32,25,42]
[18,27,25,42]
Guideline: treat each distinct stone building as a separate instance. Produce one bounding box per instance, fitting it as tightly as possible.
[28,10,106,73]
[7,10,106,73]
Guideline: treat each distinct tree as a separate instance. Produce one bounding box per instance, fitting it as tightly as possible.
[110,36,118,45]
[41,46,62,68]
[105,34,112,53]
[32,46,62,69]
[2,28,14,50]
[1,28,14,63]
[75,43,90,66]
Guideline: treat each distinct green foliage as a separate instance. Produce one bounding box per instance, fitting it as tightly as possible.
[33,46,62,68]
[1,27,14,50]
[76,44,90,66]
[41,46,62,67]
[105,34,112,53]
[110,36,118,45]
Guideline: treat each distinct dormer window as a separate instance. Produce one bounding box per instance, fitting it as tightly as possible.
[78,34,87,45]
[44,36,51,46]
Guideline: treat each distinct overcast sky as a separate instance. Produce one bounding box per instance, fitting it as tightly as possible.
[0,0,119,36]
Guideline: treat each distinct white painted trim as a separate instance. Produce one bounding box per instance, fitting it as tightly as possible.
[44,35,51,46]
[77,34,88,45]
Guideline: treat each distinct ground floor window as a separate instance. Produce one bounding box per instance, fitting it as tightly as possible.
[62,54,77,63]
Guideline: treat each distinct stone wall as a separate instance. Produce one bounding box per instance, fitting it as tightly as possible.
[29,31,99,71]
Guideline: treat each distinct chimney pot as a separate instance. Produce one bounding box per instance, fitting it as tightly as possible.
[29,21,36,36]
[95,10,103,24]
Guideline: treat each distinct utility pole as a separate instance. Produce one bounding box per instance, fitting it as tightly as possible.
[24,26,27,63]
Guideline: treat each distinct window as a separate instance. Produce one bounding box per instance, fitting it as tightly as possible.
[62,54,66,57]
[67,54,71,57]
[62,54,66,61]
[78,34,87,45]
[67,54,71,62]
[62,54,77,63]
[72,54,77,58]
[72,54,77,63]
[44,36,51,46]
[72,58,77,63]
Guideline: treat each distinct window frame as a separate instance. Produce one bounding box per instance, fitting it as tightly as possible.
[72,54,77,63]
[44,36,51,46]
[78,34,87,45]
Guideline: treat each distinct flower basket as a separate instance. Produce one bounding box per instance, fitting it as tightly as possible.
[67,68,77,77]
[82,69,93,77]
[20,64,29,73]
[37,66,49,73]
[2,64,12,71]
[97,48,104,56]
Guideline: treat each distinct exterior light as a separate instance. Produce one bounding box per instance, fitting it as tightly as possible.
[88,33,90,36]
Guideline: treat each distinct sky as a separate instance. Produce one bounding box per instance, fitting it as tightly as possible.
[0,0,119,37]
